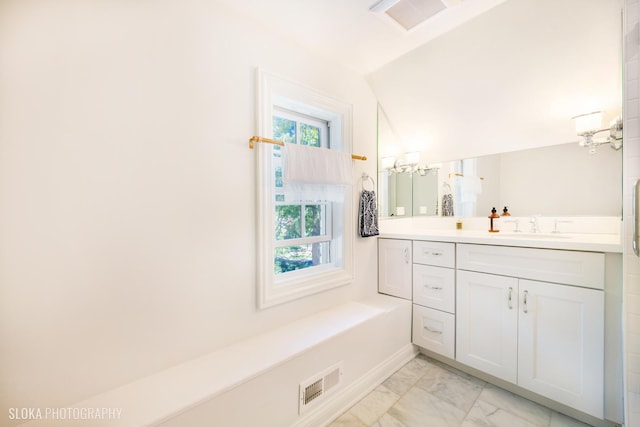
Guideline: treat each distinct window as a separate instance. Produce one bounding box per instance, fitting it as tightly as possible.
[272,108,333,276]
[256,70,354,308]
[453,158,478,217]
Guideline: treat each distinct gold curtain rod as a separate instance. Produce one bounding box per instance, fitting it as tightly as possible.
[449,173,485,180]
[249,136,367,161]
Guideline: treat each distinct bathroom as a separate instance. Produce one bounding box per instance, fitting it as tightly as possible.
[0,0,638,427]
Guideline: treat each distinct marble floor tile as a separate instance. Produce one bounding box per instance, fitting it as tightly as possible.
[460,399,539,427]
[404,354,436,377]
[373,413,408,427]
[383,360,432,396]
[330,355,596,427]
[549,411,592,427]
[415,364,484,413]
[349,385,400,426]
[477,385,552,427]
[328,410,367,427]
[387,386,467,427]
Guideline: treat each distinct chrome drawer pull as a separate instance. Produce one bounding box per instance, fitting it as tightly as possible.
[426,285,443,290]
[430,252,443,256]
[424,325,443,334]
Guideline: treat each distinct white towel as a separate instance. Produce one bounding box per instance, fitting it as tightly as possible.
[283,143,352,185]
[461,175,483,195]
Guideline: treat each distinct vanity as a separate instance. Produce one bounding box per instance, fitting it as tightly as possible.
[377,218,623,426]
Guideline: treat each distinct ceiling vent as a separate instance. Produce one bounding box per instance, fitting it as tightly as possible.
[370,0,463,31]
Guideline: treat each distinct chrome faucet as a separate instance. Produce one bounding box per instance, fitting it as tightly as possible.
[529,216,540,233]
[552,218,572,233]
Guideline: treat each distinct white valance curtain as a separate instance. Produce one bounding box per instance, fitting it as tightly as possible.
[282,143,352,201]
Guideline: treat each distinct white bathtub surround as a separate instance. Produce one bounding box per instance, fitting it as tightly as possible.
[18,296,413,427]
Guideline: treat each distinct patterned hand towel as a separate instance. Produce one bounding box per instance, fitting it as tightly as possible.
[442,193,454,216]
[359,190,379,237]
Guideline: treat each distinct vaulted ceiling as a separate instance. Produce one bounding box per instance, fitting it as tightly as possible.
[216,0,509,74]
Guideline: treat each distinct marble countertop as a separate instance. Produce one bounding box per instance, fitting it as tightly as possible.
[378,229,622,253]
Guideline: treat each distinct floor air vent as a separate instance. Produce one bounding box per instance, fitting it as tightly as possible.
[299,362,343,414]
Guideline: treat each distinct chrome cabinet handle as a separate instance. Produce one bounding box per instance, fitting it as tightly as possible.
[523,290,529,314]
[634,179,640,257]
[423,250,443,257]
[424,325,443,335]
[425,285,443,290]
[508,287,513,310]
[404,247,410,264]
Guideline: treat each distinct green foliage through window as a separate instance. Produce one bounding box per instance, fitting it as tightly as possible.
[271,111,330,275]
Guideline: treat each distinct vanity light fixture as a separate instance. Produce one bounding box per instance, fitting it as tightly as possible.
[380,156,396,171]
[380,152,438,175]
[573,111,623,154]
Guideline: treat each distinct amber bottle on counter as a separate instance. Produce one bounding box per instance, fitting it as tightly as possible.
[489,207,500,232]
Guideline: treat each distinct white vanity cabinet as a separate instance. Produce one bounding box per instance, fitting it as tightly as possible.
[456,244,605,419]
[378,238,412,299]
[412,241,456,358]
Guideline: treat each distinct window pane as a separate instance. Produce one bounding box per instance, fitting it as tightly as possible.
[275,166,283,188]
[300,123,320,147]
[275,205,301,240]
[305,205,325,237]
[273,116,296,144]
[274,242,331,274]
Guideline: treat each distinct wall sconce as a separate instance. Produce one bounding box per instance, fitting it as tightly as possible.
[573,111,623,154]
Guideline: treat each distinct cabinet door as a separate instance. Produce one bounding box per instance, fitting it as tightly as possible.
[378,239,412,300]
[456,270,518,383]
[518,279,604,419]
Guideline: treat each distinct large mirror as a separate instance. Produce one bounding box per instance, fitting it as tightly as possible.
[378,142,622,218]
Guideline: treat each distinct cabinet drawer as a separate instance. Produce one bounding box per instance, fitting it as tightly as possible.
[413,241,455,268]
[457,244,604,289]
[412,305,455,359]
[413,265,455,313]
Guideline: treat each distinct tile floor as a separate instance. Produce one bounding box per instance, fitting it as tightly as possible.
[329,354,593,427]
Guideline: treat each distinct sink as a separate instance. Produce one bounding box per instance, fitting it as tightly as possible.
[492,232,571,239]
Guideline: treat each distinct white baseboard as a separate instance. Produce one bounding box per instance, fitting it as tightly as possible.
[292,343,417,427]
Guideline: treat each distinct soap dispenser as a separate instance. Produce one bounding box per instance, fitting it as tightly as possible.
[489,207,500,233]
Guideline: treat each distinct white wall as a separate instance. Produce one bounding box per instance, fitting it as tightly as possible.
[0,1,380,424]
[369,0,623,164]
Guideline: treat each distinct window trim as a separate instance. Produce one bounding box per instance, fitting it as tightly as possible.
[255,69,354,309]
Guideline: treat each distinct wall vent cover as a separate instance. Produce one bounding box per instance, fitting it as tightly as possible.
[298,362,343,414]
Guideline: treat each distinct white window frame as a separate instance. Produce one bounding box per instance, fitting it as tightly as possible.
[256,69,354,309]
